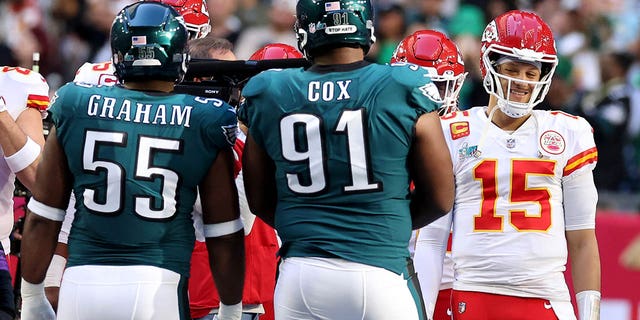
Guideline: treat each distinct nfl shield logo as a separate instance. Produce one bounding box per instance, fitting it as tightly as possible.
[506,138,516,149]
[221,124,237,146]
[458,302,466,314]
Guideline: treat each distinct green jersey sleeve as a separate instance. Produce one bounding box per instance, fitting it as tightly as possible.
[390,63,443,114]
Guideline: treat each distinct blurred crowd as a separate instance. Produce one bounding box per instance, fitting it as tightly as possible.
[1,0,639,196]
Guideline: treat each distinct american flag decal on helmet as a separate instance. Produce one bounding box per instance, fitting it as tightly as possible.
[325,1,341,11]
[132,36,147,46]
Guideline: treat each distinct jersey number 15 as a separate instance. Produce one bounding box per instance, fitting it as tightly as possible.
[474,159,555,232]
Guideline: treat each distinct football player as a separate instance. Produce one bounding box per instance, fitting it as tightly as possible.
[0,65,49,320]
[42,0,215,311]
[415,10,601,320]
[390,29,467,320]
[239,1,454,319]
[20,2,244,320]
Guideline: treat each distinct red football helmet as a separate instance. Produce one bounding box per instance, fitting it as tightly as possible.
[480,10,558,118]
[152,0,211,40]
[391,30,467,115]
[249,43,304,60]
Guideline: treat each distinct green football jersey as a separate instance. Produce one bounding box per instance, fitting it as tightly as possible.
[50,83,237,276]
[240,61,441,274]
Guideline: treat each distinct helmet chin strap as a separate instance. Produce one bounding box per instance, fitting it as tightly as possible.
[496,99,530,118]
[495,75,533,118]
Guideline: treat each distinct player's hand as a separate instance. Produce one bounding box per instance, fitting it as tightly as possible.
[20,279,56,320]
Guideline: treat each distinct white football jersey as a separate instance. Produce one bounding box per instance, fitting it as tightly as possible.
[0,66,49,253]
[440,107,597,301]
[73,62,118,86]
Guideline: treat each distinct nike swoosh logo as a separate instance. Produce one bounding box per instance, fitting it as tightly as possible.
[544,302,552,309]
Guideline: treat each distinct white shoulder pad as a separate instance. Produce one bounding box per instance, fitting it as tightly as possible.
[0,66,49,118]
[0,66,47,86]
[73,62,118,86]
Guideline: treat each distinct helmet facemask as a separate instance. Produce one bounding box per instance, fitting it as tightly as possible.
[185,21,211,40]
[482,46,557,118]
[151,0,211,39]
[430,70,467,115]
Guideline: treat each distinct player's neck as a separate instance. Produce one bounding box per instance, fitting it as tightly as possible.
[486,104,531,131]
[124,80,175,93]
[313,47,365,65]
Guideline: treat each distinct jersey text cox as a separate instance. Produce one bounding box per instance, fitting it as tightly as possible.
[308,80,352,102]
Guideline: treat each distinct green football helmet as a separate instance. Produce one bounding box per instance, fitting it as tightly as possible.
[110,1,190,83]
[295,0,376,59]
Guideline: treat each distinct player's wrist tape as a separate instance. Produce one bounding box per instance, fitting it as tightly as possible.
[4,136,40,173]
[576,290,600,320]
[44,254,67,288]
[203,218,243,238]
[217,301,242,320]
[27,198,66,222]
[21,278,56,320]
[21,279,46,299]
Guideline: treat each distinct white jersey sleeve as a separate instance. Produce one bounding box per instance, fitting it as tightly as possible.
[73,62,118,86]
[563,171,598,230]
[543,113,598,230]
[0,66,50,254]
[414,213,452,318]
[0,66,49,119]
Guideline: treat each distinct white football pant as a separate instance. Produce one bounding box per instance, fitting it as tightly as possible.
[275,257,419,320]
